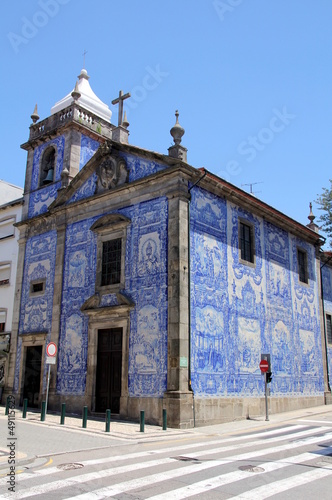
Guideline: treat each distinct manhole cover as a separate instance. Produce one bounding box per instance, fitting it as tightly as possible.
[316,459,332,469]
[57,463,84,471]
[172,456,201,463]
[239,465,265,473]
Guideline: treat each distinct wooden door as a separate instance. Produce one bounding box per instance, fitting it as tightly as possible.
[96,328,122,413]
[23,346,42,408]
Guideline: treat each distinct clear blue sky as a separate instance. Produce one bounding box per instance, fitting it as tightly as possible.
[1,0,331,241]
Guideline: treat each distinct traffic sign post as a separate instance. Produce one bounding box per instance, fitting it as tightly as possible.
[260,355,270,421]
[45,343,57,417]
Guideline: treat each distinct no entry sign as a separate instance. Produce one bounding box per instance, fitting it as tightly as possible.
[259,359,269,373]
[46,342,57,357]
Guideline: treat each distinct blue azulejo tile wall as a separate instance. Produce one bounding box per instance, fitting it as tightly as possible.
[190,186,324,398]
[14,230,57,392]
[322,265,332,385]
[55,196,168,398]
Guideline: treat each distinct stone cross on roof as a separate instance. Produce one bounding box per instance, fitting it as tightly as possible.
[112,90,131,126]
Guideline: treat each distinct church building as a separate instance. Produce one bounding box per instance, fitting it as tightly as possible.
[4,68,331,427]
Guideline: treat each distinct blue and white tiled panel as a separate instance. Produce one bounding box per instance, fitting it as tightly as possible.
[190,186,323,397]
[14,231,57,392]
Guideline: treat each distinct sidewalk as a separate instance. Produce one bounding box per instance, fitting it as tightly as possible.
[1,402,331,439]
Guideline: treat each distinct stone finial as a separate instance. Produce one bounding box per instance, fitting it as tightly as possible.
[308,202,315,223]
[61,166,70,188]
[31,104,39,123]
[122,110,129,129]
[307,202,319,233]
[71,81,81,102]
[170,110,185,145]
[168,110,187,162]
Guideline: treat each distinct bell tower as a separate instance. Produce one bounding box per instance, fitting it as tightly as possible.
[21,68,114,221]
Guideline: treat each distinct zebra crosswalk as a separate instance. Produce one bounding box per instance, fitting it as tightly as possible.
[0,423,331,499]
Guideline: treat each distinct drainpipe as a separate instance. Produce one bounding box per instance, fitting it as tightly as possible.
[187,169,207,427]
[320,254,332,394]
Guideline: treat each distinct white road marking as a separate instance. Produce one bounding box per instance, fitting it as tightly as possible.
[147,448,332,499]
[0,426,330,499]
[232,467,332,499]
[0,424,306,486]
[25,431,332,500]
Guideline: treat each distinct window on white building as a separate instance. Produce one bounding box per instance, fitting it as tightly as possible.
[0,310,6,332]
[0,216,15,240]
[0,263,11,286]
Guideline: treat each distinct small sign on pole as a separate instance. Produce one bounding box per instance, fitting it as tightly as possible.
[259,359,269,373]
[45,342,57,417]
[260,353,270,421]
[46,342,57,357]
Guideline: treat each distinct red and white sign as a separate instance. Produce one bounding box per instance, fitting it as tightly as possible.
[259,359,269,373]
[46,342,57,357]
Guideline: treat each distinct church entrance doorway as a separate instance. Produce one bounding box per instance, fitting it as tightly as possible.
[96,328,122,413]
[23,345,42,408]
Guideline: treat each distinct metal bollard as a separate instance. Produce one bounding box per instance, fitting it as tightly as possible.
[60,403,66,425]
[5,396,10,416]
[41,401,46,421]
[82,406,88,428]
[162,409,167,431]
[22,399,28,419]
[105,409,111,432]
[140,410,145,432]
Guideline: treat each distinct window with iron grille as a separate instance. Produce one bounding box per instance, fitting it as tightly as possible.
[239,221,254,264]
[326,314,332,345]
[297,248,308,284]
[101,238,122,286]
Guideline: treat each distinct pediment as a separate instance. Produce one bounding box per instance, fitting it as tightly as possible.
[81,291,135,315]
[50,142,129,209]
[90,213,131,233]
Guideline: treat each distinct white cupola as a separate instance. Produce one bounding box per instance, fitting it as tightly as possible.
[51,68,112,123]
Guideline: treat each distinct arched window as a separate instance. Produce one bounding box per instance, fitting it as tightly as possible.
[40,147,56,186]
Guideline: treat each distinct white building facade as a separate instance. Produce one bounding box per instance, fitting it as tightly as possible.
[0,181,23,400]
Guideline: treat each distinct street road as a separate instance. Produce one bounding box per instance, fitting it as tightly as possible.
[0,411,332,499]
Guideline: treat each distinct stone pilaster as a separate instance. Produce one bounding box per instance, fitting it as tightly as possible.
[64,129,81,181]
[164,188,194,428]
[22,149,34,221]
[47,215,66,409]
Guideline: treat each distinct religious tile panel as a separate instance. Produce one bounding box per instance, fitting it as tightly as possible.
[28,136,65,218]
[56,218,97,395]
[322,265,332,384]
[79,135,100,170]
[68,173,98,204]
[14,231,57,394]
[190,187,229,396]
[18,231,57,334]
[189,189,324,400]
[123,198,168,397]
[55,197,168,398]
[322,265,332,302]
[119,152,167,182]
